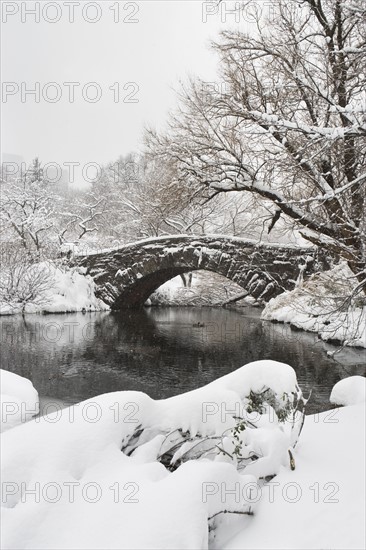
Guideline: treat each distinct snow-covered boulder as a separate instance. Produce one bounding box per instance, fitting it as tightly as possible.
[0,370,39,432]
[330,376,366,406]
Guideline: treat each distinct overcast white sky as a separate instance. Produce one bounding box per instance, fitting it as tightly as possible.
[1,1,257,181]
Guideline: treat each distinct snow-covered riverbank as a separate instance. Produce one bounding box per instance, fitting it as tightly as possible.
[1,365,365,549]
[0,263,109,315]
[261,264,366,349]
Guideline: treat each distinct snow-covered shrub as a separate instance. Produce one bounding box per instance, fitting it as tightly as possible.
[120,360,305,478]
[37,264,110,313]
[0,257,110,314]
[0,246,54,314]
[245,388,296,421]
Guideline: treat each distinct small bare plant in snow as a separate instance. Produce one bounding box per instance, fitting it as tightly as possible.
[0,246,55,314]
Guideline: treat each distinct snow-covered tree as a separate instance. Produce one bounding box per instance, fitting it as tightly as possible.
[57,191,107,246]
[92,154,221,241]
[0,158,56,254]
[149,0,366,295]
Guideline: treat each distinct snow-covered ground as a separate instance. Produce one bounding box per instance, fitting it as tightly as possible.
[1,362,365,549]
[0,263,109,315]
[262,263,366,348]
[0,370,39,433]
[222,401,365,550]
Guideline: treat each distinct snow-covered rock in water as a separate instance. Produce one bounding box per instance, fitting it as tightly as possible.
[261,263,366,348]
[330,376,366,406]
[0,370,39,432]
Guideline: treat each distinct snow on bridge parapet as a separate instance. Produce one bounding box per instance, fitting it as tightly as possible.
[74,235,331,309]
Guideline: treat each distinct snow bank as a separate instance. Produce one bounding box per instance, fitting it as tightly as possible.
[41,265,110,314]
[1,360,302,550]
[149,274,187,305]
[0,370,39,433]
[330,376,366,406]
[222,401,365,550]
[0,263,109,315]
[207,359,298,398]
[2,362,364,549]
[261,263,366,348]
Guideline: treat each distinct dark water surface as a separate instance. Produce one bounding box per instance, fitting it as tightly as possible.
[1,307,365,414]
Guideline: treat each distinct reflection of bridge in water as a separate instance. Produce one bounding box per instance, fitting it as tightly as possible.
[76,235,330,309]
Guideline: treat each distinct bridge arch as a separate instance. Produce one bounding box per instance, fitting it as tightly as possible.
[76,235,329,309]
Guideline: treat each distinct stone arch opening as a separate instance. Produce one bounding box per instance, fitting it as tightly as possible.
[113,264,268,309]
[147,270,251,307]
[113,267,194,309]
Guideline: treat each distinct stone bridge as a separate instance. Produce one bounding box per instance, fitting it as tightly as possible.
[76,235,330,309]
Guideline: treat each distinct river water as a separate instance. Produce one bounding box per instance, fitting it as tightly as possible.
[1,306,365,414]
